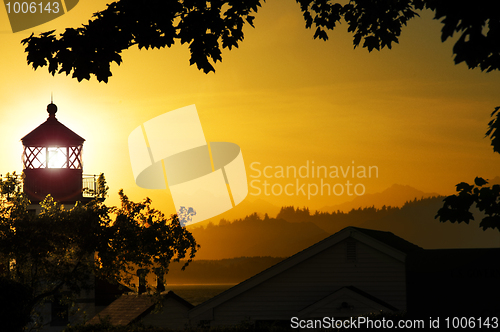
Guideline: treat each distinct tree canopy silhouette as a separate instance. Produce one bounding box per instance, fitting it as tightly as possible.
[21,0,500,82]
[435,107,500,232]
[0,172,199,330]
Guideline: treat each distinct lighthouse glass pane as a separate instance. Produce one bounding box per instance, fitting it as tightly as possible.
[47,147,67,168]
[25,147,45,168]
[68,146,82,169]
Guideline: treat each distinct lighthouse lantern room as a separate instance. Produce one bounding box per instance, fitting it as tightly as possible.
[21,103,94,206]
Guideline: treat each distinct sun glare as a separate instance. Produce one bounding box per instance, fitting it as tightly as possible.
[47,147,67,168]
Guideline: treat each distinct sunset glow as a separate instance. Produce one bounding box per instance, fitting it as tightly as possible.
[1,0,499,221]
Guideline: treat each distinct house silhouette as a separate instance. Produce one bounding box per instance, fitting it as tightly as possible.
[88,226,499,329]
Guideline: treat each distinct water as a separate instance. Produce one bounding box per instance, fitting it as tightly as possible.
[165,284,236,306]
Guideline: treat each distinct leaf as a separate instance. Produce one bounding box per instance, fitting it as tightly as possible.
[363,35,380,52]
[455,182,474,193]
[313,27,328,41]
[479,216,500,231]
[474,177,488,187]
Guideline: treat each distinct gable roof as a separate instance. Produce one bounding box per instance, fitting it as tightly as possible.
[298,286,399,318]
[189,226,421,319]
[349,227,422,255]
[88,291,193,326]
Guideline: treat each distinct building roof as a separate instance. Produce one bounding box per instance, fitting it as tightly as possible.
[88,293,154,326]
[189,226,422,319]
[298,285,400,317]
[87,291,193,326]
[343,286,399,312]
[21,103,85,146]
[349,227,422,254]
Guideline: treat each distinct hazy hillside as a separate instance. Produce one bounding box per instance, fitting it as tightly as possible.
[357,196,500,249]
[487,176,500,185]
[320,184,441,213]
[187,196,499,260]
[164,257,286,284]
[188,214,329,259]
[276,205,396,233]
[186,198,281,228]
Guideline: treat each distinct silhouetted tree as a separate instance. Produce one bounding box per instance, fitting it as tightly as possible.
[0,277,33,332]
[436,107,500,231]
[277,206,311,222]
[0,172,199,330]
[276,206,297,221]
[21,0,500,82]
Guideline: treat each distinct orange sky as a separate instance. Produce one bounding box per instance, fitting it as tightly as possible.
[1,0,500,216]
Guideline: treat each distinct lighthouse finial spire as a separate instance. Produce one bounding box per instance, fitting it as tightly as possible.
[47,94,57,118]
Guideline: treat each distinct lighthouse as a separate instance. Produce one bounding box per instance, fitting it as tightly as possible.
[21,102,98,212]
[18,102,106,328]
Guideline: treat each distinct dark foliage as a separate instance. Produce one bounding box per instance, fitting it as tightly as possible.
[0,173,199,330]
[436,107,500,232]
[21,0,500,82]
[423,0,500,72]
[0,277,33,332]
[486,106,500,153]
[436,176,500,231]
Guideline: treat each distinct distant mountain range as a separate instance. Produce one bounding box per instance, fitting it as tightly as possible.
[320,183,441,213]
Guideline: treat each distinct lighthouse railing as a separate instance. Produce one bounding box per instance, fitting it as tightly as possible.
[3,172,101,201]
[82,174,100,198]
